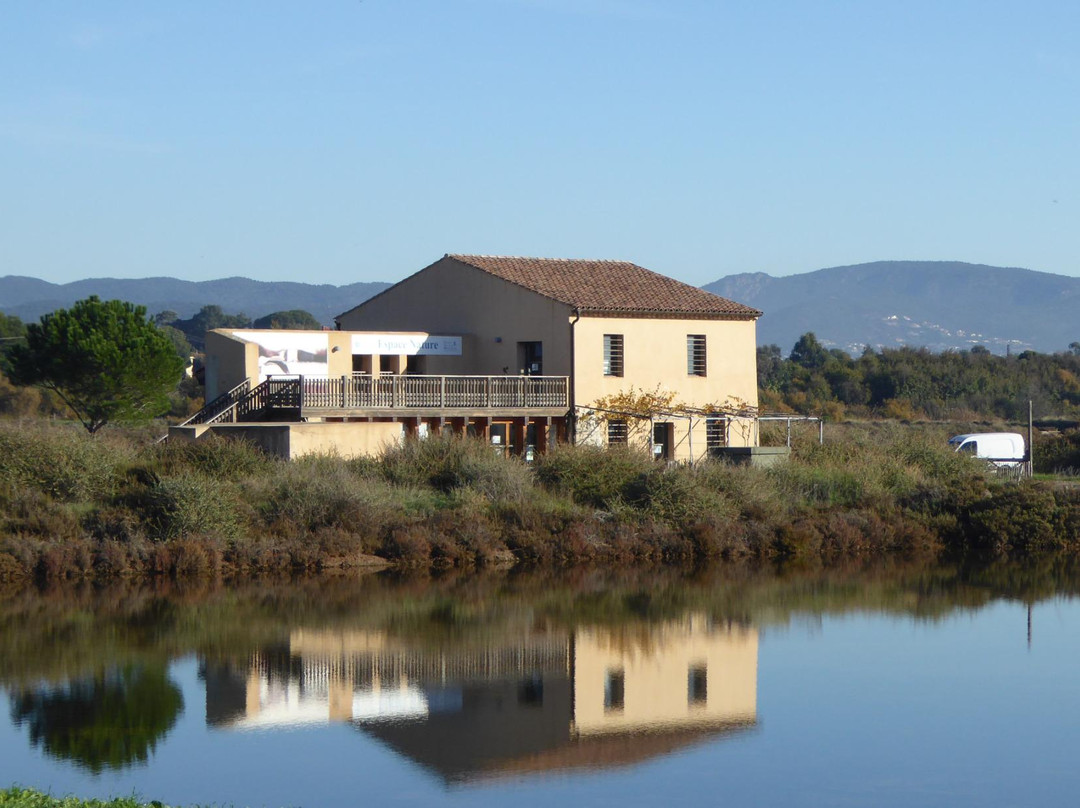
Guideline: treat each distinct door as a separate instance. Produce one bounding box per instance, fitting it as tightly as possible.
[653,422,674,461]
[490,422,510,457]
[518,342,543,375]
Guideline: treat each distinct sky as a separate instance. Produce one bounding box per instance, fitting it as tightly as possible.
[1,0,1078,288]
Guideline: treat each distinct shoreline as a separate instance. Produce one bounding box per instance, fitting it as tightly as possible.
[3,419,1080,587]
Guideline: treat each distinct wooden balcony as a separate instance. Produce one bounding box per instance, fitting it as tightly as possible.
[298,374,568,416]
[182,375,571,427]
[298,374,569,418]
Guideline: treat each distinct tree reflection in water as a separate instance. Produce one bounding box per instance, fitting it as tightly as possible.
[9,665,183,773]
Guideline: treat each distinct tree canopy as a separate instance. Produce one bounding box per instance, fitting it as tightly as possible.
[8,297,186,433]
[164,305,251,349]
[760,333,1080,420]
[0,311,24,339]
[251,309,322,330]
[0,312,26,372]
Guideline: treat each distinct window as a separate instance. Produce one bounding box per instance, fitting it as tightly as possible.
[607,419,628,445]
[687,335,707,376]
[604,668,625,712]
[688,664,707,705]
[706,418,726,453]
[603,334,624,377]
[518,675,544,707]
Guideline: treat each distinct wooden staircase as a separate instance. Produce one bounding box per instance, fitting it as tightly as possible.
[176,377,303,428]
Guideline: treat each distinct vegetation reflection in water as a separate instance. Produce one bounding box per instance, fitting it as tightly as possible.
[3,555,1080,784]
[9,666,182,775]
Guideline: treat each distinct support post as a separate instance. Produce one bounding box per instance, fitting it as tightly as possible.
[1028,399,1034,478]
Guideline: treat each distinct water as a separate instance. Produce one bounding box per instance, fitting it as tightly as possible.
[2,563,1079,807]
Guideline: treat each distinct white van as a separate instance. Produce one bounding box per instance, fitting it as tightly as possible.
[948,433,1026,467]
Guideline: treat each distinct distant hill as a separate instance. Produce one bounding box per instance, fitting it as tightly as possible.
[8,262,1079,356]
[0,276,391,326]
[704,261,1080,355]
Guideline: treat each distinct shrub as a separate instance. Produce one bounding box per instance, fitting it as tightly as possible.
[149,433,276,480]
[141,473,245,540]
[534,444,655,509]
[1034,429,1080,474]
[0,421,131,502]
[246,455,431,549]
[623,466,736,526]
[380,435,532,502]
[962,484,1069,553]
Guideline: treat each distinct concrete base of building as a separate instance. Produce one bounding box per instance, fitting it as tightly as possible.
[168,421,404,460]
[714,446,791,467]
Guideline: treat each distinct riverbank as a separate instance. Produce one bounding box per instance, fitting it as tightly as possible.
[1,418,1079,585]
[0,788,175,808]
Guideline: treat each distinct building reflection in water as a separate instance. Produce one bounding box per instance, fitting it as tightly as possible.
[201,617,757,783]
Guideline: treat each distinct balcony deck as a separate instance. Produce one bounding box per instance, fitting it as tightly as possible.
[192,375,570,425]
[301,374,568,415]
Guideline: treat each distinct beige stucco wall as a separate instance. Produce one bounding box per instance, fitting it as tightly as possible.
[337,256,575,377]
[572,314,758,411]
[205,330,258,401]
[287,421,402,458]
[574,413,759,459]
[572,314,759,456]
[571,617,757,736]
[168,421,403,460]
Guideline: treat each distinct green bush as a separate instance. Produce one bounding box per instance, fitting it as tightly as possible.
[248,455,438,544]
[963,484,1070,553]
[379,435,532,502]
[533,444,655,509]
[0,422,131,502]
[149,433,276,480]
[623,466,736,525]
[1034,429,1080,474]
[142,473,245,540]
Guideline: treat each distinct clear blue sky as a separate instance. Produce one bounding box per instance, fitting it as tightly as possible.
[2,0,1078,287]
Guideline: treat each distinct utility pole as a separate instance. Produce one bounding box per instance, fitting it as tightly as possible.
[1028,399,1034,478]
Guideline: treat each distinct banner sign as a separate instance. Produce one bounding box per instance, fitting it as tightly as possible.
[232,331,329,382]
[350,334,462,356]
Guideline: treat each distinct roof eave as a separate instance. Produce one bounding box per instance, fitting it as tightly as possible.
[577,307,762,319]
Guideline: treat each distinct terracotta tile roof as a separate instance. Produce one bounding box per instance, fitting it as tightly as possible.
[447,254,761,318]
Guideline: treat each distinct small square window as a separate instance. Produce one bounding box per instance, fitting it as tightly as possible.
[603,334,624,377]
[687,335,707,376]
[607,419,628,445]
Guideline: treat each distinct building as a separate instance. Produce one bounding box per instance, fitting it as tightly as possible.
[202,618,758,783]
[184,254,762,462]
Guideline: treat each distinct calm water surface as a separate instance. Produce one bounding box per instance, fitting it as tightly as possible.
[2,564,1079,807]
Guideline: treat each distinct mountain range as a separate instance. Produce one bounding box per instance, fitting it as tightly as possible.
[3,261,1078,355]
[0,276,391,326]
[703,261,1080,355]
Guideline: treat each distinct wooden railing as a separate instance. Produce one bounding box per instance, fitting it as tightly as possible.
[180,375,569,428]
[237,377,302,420]
[302,375,568,410]
[178,379,251,426]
